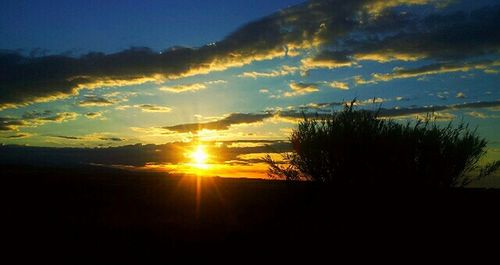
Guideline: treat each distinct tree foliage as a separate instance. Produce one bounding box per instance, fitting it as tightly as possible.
[265,102,499,188]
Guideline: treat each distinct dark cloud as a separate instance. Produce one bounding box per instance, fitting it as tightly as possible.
[23,111,77,122]
[78,95,116,107]
[99,137,124,142]
[2,0,415,109]
[307,5,500,67]
[3,133,31,139]
[160,98,402,132]
[301,50,354,69]
[136,104,172,113]
[0,140,291,168]
[0,117,28,131]
[163,113,273,133]
[22,110,53,119]
[359,60,500,83]
[377,101,500,117]
[84,112,103,119]
[160,100,500,130]
[47,135,83,140]
[275,100,500,120]
[44,134,124,142]
[2,1,491,109]
[0,111,77,131]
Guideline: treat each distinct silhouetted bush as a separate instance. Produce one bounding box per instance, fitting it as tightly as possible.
[265,101,499,188]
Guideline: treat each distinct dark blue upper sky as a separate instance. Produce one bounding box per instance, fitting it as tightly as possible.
[0,0,304,54]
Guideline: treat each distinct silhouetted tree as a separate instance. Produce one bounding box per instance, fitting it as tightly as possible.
[265,101,500,188]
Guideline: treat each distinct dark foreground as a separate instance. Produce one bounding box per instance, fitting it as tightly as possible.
[4,165,500,262]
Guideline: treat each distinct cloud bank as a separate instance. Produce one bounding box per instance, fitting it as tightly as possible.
[1,0,457,109]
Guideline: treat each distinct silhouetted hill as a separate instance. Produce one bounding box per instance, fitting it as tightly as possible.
[4,165,500,262]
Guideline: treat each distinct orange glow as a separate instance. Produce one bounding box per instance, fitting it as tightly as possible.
[147,162,269,179]
[138,143,274,179]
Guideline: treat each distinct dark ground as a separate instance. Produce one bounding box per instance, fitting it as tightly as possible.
[3,165,500,262]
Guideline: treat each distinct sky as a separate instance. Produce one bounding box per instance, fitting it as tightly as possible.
[1,0,499,184]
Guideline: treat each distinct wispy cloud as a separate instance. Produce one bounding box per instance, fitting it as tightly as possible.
[116,104,172,112]
[0,111,78,131]
[46,133,125,142]
[163,113,272,133]
[367,60,500,83]
[84,112,104,119]
[328,81,349,90]
[238,66,298,79]
[47,135,83,140]
[99,137,124,142]
[159,80,226,93]
[135,104,172,113]
[159,83,206,93]
[78,95,117,107]
[2,133,33,139]
[284,82,319,97]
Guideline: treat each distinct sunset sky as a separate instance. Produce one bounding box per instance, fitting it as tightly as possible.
[1,0,499,181]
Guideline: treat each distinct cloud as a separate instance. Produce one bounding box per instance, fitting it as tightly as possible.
[136,104,172,113]
[364,0,451,16]
[2,1,495,109]
[22,111,78,123]
[284,82,319,97]
[159,99,500,133]
[259,88,270,94]
[159,83,207,93]
[45,133,125,142]
[387,111,456,121]
[84,112,103,119]
[238,66,298,79]
[0,0,331,108]
[2,0,442,109]
[204,80,227,85]
[99,137,124,142]
[377,100,500,117]
[0,117,28,131]
[365,60,500,83]
[0,111,78,131]
[301,51,354,70]
[329,81,349,90]
[159,79,227,93]
[268,99,500,123]
[2,133,32,139]
[467,111,488,119]
[47,135,83,140]
[353,75,377,85]
[315,5,500,68]
[116,104,172,112]
[0,140,292,168]
[163,113,273,133]
[466,111,499,119]
[78,95,116,107]
[227,141,275,148]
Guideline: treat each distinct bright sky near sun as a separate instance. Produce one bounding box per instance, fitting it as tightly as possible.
[1,0,499,181]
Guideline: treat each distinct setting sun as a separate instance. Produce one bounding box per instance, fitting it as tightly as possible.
[189,145,209,169]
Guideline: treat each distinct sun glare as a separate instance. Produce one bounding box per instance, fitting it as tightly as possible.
[189,145,209,169]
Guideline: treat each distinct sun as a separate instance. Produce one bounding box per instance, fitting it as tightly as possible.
[189,145,209,169]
